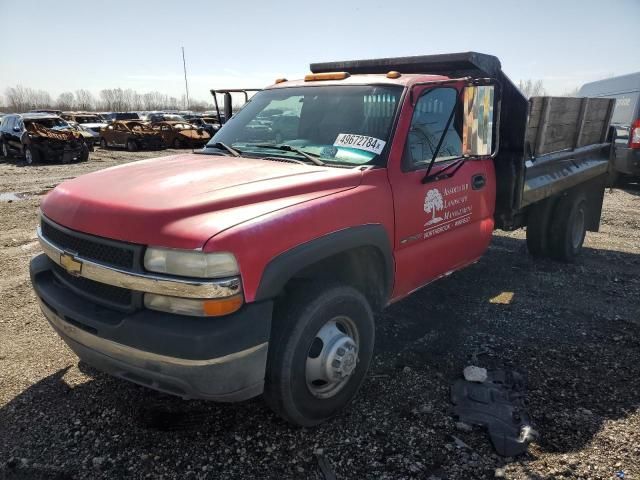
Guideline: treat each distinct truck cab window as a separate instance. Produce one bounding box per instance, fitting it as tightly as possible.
[404,87,462,170]
[208,85,402,166]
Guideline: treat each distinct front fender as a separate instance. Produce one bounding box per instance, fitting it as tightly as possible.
[255,224,394,302]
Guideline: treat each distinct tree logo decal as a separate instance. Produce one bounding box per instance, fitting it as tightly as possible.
[424,188,444,226]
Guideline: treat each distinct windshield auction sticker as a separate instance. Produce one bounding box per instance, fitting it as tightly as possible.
[334,134,386,155]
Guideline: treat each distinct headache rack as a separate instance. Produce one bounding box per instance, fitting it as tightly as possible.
[210,88,262,126]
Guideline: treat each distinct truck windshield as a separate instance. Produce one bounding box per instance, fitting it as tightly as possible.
[205,85,403,166]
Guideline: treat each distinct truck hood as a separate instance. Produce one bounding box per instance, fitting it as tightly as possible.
[41,153,363,249]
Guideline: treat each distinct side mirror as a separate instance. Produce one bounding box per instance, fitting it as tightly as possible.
[462,85,494,156]
[13,126,21,132]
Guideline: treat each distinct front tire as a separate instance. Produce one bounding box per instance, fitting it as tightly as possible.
[24,145,38,165]
[126,139,137,152]
[264,283,375,426]
[100,138,108,149]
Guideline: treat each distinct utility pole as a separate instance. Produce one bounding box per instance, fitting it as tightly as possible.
[182,46,190,110]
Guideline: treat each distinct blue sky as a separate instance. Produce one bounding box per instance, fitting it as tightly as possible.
[1,0,638,103]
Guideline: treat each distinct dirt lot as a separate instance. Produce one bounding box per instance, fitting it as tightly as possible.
[0,149,639,480]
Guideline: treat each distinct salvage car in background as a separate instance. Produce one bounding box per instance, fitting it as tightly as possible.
[188,116,219,136]
[0,113,88,164]
[148,113,185,123]
[67,121,100,150]
[151,121,211,148]
[100,120,165,151]
[104,112,140,122]
[62,112,108,134]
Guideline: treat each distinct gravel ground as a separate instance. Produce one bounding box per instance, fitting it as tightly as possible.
[0,149,639,480]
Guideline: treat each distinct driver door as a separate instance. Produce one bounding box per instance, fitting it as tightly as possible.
[388,84,496,298]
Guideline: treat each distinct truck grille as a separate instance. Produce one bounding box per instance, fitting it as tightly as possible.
[52,264,133,309]
[40,216,144,312]
[41,219,136,269]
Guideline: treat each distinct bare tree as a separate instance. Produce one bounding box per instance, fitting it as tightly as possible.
[32,90,52,109]
[75,89,95,111]
[56,92,75,111]
[189,99,209,112]
[132,91,144,111]
[518,79,546,98]
[5,84,211,113]
[5,86,31,112]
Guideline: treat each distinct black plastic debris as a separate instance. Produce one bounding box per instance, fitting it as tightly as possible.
[451,369,537,456]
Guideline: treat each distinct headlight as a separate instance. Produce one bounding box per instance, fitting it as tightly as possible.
[144,293,243,317]
[144,247,239,278]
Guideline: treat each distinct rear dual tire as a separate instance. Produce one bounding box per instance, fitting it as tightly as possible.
[526,191,588,262]
[264,283,375,427]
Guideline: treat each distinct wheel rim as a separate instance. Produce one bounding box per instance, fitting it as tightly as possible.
[25,149,32,164]
[305,316,359,399]
[571,206,585,249]
[2,144,7,157]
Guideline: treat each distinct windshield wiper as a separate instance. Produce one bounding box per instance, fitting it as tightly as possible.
[252,144,325,166]
[208,142,241,157]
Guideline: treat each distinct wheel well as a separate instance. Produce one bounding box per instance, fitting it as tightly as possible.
[277,246,388,312]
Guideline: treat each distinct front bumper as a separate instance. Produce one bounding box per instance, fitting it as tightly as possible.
[30,254,273,401]
[35,143,83,163]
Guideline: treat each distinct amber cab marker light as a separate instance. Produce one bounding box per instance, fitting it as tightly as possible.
[386,71,401,79]
[304,72,350,82]
[202,295,244,316]
[274,78,288,84]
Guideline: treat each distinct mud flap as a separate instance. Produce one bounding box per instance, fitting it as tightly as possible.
[451,370,537,456]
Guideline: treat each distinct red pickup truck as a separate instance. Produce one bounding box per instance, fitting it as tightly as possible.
[30,53,615,426]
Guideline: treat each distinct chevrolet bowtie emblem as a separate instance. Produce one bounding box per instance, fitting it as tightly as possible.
[60,252,83,276]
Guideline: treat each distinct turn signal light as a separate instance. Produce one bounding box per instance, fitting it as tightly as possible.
[304,72,350,82]
[144,293,244,317]
[202,295,244,316]
[386,71,401,79]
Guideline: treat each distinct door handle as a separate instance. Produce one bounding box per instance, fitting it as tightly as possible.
[472,174,486,190]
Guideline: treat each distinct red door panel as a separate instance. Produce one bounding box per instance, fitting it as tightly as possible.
[387,82,496,301]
